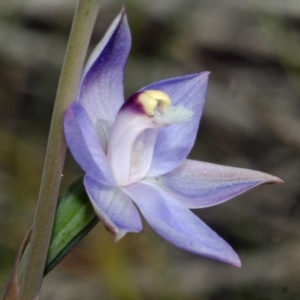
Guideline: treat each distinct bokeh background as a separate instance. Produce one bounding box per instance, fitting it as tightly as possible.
[1,0,300,299]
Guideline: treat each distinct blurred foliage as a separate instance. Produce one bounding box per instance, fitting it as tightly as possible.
[1,0,300,299]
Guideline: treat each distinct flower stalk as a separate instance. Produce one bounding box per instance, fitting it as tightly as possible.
[18,0,102,299]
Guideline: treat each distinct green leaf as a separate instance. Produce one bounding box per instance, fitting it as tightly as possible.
[18,178,98,281]
[45,177,98,272]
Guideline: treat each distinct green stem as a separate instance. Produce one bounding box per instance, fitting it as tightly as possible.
[18,0,102,299]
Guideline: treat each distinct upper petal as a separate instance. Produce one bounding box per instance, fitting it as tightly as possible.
[139,72,209,177]
[78,7,131,135]
[84,175,142,241]
[124,181,241,267]
[156,159,283,208]
[64,101,115,185]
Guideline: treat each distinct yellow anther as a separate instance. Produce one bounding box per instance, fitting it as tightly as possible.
[138,90,171,116]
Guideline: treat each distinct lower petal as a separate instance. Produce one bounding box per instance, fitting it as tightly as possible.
[155,159,283,208]
[124,181,241,267]
[84,175,142,241]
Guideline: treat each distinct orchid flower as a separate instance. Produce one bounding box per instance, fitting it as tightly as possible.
[63,7,282,267]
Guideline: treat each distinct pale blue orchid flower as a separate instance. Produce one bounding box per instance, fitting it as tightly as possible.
[64,7,282,267]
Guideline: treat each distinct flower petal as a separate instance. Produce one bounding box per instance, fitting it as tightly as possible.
[78,6,131,136]
[124,181,241,266]
[154,159,283,208]
[139,72,210,177]
[64,102,115,185]
[107,95,158,186]
[84,175,142,241]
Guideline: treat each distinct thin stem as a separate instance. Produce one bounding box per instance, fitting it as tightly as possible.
[18,0,102,299]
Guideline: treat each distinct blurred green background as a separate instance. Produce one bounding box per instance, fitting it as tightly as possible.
[1,0,300,299]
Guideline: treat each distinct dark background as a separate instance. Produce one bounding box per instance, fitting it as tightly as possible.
[1,0,299,299]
